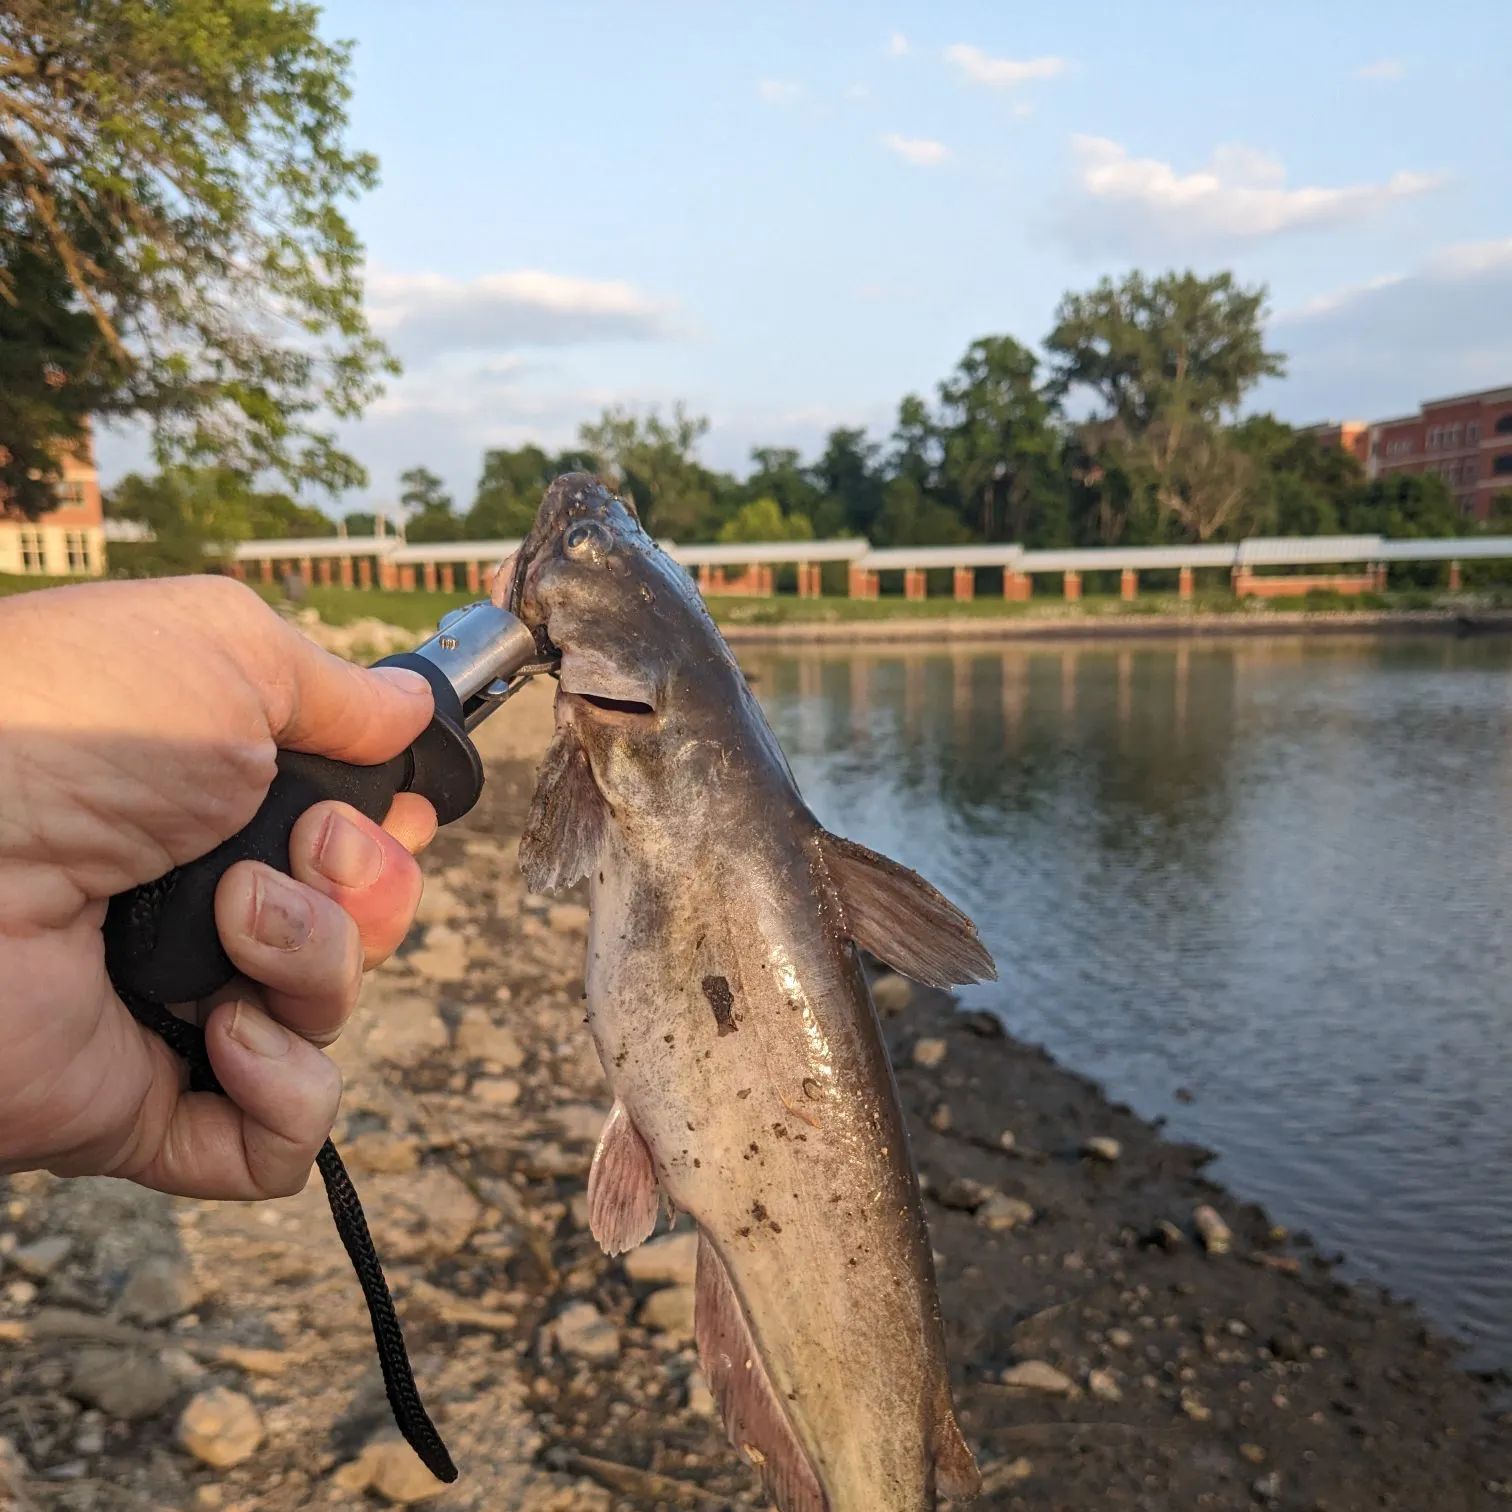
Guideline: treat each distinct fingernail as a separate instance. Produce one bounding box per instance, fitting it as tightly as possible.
[371,665,433,701]
[315,810,384,890]
[228,1002,292,1060]
[249,871,314,951]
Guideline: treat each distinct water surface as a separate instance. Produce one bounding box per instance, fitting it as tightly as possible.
[746,636,1512,1368]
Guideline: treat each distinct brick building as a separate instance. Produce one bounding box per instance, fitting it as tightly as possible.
[0,427,107,577]
[1311,386,1512,521]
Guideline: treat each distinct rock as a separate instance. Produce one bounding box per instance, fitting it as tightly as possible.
[343,1132,422,1176]
[366,1168,482,1262]
[1087,1368,1122,1402]
[978,1194,1035,1232]
[686,1370,716,1417]
[1150,1219,1185,1251]
[454,1010,525,1068]
[0,1435,29,1493]
[639,1285,696,1339]
[936,1177,994,1212]
[928,1102,952,1133]
[1194,1205,1232,1255]
[911,1037,947,1069]
[1180,1389,1212,1422]
[11,1235,72,1278]
[118,1255,199,1326]
[1082,1136,1122,1163]
[365,996,450,1069]
[1000,1361,1074,1395]
[1270,1331,1305,1363]
[1107,1327,1134,1350]
[959,1009,1004,1038]
[407,925,469,983]
[554,1103,610,1145]
[980,1458,1033,1492]
[4,1280,36,1306]
[1253,1471,1282,1503]
[414,879,464,927]
[69,1347,180,1420]
[998,1130,1017,1151]
[555,1301,620,1362]
[623,1231,698,1287]
[870,973,914,1014]
[337,1435,448,1504]
[547,902,590,934]
[176,1388,262,1469]
[1239,1443,1267,1465]
[471,1077,521,1107]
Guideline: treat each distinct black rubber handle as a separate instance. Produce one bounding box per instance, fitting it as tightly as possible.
[103,652,486,1005]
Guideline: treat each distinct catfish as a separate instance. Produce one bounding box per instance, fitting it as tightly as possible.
[497,474,994,1512]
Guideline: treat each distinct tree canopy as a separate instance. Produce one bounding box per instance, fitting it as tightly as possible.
[0,0,392,516]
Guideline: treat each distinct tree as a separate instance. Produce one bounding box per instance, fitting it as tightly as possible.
[1232,417,1363,538]
[935,336,1068,545]
[717,496,814,544]
[1343,474,1459,540]
[744,447,823,530]
[0,0,394,516]
[398,466,463,543]
[1045,271,1285,543]
[812,428,885,539]
[578,405,717,538]
[873,476,972,546]
[466,444,591,538]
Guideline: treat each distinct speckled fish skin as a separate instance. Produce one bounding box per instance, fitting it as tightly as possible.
[503,475,991,1512]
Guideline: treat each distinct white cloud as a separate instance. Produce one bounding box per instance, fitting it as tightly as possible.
[1056,136,1445,252]
[365,268,673,363]
[1358,59,1405,80]
[882,132,949,166]
[945,44,1067,88]
[888,31,909,56]
[758,78,800,104]
[1258,238,1512,423]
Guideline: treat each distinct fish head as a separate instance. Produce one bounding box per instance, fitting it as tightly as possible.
[497,472,754,817]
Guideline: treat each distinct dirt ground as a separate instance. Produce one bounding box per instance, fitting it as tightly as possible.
[1,681,1508,1512]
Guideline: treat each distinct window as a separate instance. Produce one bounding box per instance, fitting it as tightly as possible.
[1464,459,1477,481]
[19,528,43,572]
[65,532,87,572]
[1493,453,1512,476]
[1496,413,1512,436]
[1427,427,1438,449]
[1469,422,1480,443]
[55,481,87,509]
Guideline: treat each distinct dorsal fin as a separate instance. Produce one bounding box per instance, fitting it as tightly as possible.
[694,1230,828,1512]
[587,1100,661,1256]
[818,832,996,989]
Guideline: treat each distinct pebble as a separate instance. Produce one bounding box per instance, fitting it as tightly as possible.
[342,1132,422,1175]
[554,1103,610,1144]
[977,1194,1035,1232]
[1107,1327,1135,1349]
[928,1102,952,1133]
[366,1168,482,1261]
[979,1457,1034,1492]
[1151,1219,1185,1251]
[5,1279,37,1306]
[1087,1368,1122,1402]
[365,996,450,1068]
[68,1347,180,1420]
[1000,1360,1074,1394]
[11,1235,73,1278]
[998,1130,1017,1151]
[414,879,464,926]
[936,1177,994,1212]
[870,973,914,1014]
[454,1009,525,1068]
[118,1255,200,1326]
[623,1231,698,1287]
[1180,1390,1212,1422]
[1194,1205,1233,1255]
[1082,1136,1122,1163]
[471,1076,522,1107]
[1240,1443,1267,1464]
[335,1435,448,1504]
[639,1285,696,1339]
[911,1037,947,1069]
[554,1301,621,1362]
[176,1388,263,1469]
[1253,1471,1282,1502]
[0,1435,28,1492]
[686,1370,716,1417]
[406,925,469,983]
[547,902,590,933]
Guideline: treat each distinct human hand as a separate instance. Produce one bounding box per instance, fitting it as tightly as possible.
[0,575,439,1199]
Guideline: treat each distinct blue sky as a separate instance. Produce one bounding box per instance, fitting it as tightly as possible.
[100,0,1512,513]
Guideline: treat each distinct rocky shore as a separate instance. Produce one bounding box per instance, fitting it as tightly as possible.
[2,683,1508,1511]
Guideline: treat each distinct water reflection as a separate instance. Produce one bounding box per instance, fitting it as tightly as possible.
[746,636,1512,1368]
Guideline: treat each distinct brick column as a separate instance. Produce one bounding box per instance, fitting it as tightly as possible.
[1449,560,1462,592]
[848,563,866,599]
[797,563,819,598]
[1178,565,1194,601]
[1120,568,1138,602]
[400,565,416,591]
[952,567,974,602]
[440,564,455,593]
[228,561,246,581]
[904,568,927,601]
[758,564,775,597]
[260,558,274,584]
[1004,571,1031,601]
[423,562,437,591]
[1064,570,1081,602]
[317,558,333,586]
[1374,563,1388,591]
[466,560,480,593]
[358,557,372,589]
[298,556,313,586]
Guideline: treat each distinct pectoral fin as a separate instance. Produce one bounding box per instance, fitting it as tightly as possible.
[932,1398,981,1501]
[520,724,609,893]
[587,1100,660,1255]
[819,832,996,989]
[694,1230,827,1512]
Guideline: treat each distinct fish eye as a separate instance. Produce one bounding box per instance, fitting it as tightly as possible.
[564,520,613,562]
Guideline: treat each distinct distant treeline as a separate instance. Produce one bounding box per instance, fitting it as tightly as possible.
[105,270,1510,575]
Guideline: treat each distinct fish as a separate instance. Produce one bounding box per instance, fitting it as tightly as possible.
[496,474,995,1512]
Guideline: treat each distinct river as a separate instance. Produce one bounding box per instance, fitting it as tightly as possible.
[744,634,1512,1371]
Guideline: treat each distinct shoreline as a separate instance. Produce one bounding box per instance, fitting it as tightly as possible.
[0,709,1506,1508]
[716,606,1512,646]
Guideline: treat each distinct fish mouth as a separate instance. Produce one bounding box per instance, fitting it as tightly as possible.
[563,689,657,719]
